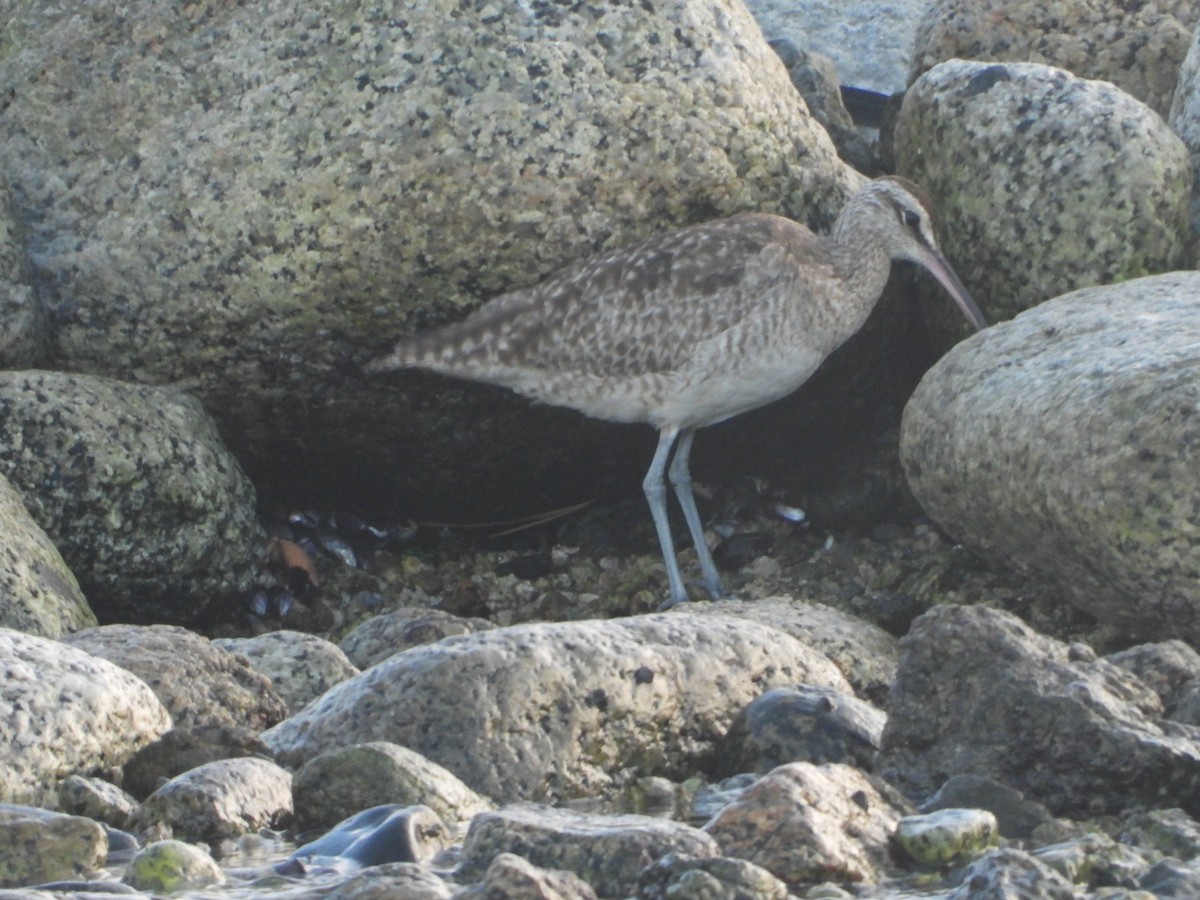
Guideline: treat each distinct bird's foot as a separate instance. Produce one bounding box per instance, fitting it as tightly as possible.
[655,578,731,611]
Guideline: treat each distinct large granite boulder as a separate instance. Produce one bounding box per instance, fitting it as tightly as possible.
[264,613,850,803]
[0,0,856,517]
[909,0,1196,117]
[0,371,263,624]
[0,628,171,807]
[900,272,1200,642]
[895,60,1191,324]
[0,472,94,638]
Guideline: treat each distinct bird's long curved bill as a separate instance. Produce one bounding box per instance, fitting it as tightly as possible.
[922,249,987,331]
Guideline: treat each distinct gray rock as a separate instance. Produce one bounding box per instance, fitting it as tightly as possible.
[1108,641,1200,723]
[0,628,170,807]
[137,757,293,841]
[56,776,138,831]
[1139,856,1200,895]
[292,742,492,833]
[286,862,453,900]
[920,774,1054,840]
[265,613,849,804]
[693,596,898,703]
[910,0,1195,116]
[703,761,903,884]
[1121,808,1200,862]
[457,806,718,898]
[62,624,288,732]
[212,630,359,714]
[0,0,854,516]
[0,371,263,624]
[339,608,497,670]
[0,804,107,889]
[0,177,45,368]
[895,60,1191,323]
[121,724,273,803]
[122,839,224,893]
[0,473,94,638]
[900,274,1200,641]
[878,605,1200,818]
[637,852,789,900]
[948,847,1078,900]
[1169,28,1200,234]
[744,0,931,94]
[1031,832,1149,889]
[713,684,885,777]
[460,852,597,900]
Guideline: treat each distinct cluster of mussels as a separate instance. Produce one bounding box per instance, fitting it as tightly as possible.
[251,510,419,619]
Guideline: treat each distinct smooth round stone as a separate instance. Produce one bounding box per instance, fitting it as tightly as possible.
[894,808,998,867]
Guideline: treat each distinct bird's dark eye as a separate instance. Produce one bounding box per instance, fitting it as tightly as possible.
[902,209,921,230]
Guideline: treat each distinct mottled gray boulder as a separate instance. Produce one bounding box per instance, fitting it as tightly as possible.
[339,607,497,670]
[265,613,850,804]
[212,630,359,713]
[461,853,597,900]
[947,848,1078,900]
[0,177,45,368]
[63,624,288,732]
[0,371,263,624]
[121,724,273,802]
[878,605,1200,818]
[1168,26,1200,235]
[704,761,904,884]
[0,0,855,517]
[292,742,493,832]
[0,472,94,638]
[0,628,170,807]
[1108,641,1200,724]
[900,274,1200,641]
[910,0,1195,116]
[744,0,929,94]
[0,804,107,889]
[457,806,718,898]
[895,60,1191,323]
[637,853,789,900]
[137,757,293,841]
[57,775,138,831]
[894,809,998,868]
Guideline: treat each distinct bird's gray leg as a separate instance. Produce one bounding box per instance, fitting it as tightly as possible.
[644,427,689,608]
[668,427,726,601]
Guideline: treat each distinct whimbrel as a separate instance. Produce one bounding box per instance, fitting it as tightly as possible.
[367,176,986,607]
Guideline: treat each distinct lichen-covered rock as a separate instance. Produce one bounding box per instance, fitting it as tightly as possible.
[265,613,850,804]
[909,0,1195,116]
[703,762,904,884]
[878,605,1200,818]
[0,628,170,807]
[0,371,263,624]
[900,273,1200,641]
[0,177,45,368]
[894,809,999,868]
[122,839,225,893]
[137,757,293,841]
[457,806,718,898]
[339,607,498,670]
[0,804,107,888]
[948,848,1078,900]
[292,742,493,833]
[895,60,1191,323]
[212,630,359,713]
[0,0,855,516]
[0,472,94,638]
[63,624,288,732]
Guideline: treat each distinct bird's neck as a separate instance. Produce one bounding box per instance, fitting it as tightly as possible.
[824,229,894,330]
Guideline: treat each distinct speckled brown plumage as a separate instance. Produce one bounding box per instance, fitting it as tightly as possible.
[368,176,986,607]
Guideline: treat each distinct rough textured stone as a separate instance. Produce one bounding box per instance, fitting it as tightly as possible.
[0,628,170,807]
[0,0,855,517]
[0,371,263,624]
[894,809,999,868]
[637,852,790,900]
[948,848,1078,900]
[900,274,1200,641]
[122,839,225,893]
[121,724,273,802]
[460,852,598,900]
[0,804,107,889]
[910,0,1195,116]
[895,60,1191,323]
[292,742,493,832]
[265,613,849,804]
[0,472,94,638]
[878,605,1200,818]
[338,607,497,670]
[1169,27,1200,233]
[56,775,138,831]
[744,0,930,94]
[703,761,904,884]
[137,757,293,841]
[0,177,45,368]
[63,624,288,732]
[212,630,359,713]
[1108,641,1200,723]
[457,806,718,898]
